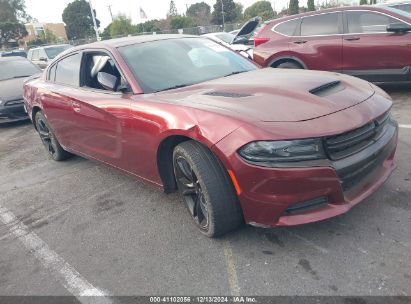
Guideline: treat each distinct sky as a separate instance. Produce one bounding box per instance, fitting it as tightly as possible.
[25,0,290,29]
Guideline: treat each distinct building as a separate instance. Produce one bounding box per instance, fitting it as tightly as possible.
[24,22,68,43]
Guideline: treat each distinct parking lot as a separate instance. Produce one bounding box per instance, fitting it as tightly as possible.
[0,85,410,298]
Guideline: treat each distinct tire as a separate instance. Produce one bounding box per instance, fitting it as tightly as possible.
[35,111,72,161]
[173,141,243,237]
[275,61,302,69]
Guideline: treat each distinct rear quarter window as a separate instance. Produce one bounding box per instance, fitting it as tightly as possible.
[273,19,300,36]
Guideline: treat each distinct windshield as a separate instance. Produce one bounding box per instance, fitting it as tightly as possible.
[118,38,257,93]
[0,60,40,81]
[383,5,411,18]
[45,45,72,59]
[215,33,235,44]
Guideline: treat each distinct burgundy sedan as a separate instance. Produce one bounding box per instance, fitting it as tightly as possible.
[253,6,411,83]
[23,35,398,237]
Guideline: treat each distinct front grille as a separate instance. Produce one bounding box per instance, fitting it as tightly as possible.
[325,111,390,161]
[5,99,24,106]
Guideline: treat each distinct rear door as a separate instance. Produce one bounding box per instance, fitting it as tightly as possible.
[41,53,83,149]
[288,12,343,71]
[342,9,411,81]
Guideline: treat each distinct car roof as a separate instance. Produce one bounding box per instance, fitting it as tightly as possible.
[0,56,27,62]
[75,34,198,50]
[269,5,400,23]
[29,44,71,50]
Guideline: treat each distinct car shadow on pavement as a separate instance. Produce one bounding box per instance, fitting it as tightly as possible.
[0,120,31,130]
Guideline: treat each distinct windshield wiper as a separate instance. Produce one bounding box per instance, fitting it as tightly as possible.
[223,71,246,78]
[157,84,191,92]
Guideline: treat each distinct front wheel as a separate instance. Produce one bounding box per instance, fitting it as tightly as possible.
[173,141,243,237]
[35,111,72,161]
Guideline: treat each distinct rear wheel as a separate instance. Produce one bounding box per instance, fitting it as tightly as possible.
[35,111,72,161]
[173,141,243,237]
[275,61,302,69]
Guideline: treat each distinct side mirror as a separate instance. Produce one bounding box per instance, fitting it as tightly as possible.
[387,23,411,33]
[97,72,118,91]
[39,57,48,62]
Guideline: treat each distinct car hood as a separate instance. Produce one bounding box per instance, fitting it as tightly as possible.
[155,68,375,122]
[0,77,25,101]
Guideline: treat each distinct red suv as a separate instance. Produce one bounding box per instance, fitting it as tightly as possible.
[253,6,411,82]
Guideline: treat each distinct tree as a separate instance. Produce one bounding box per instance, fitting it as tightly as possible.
[0,22,27,49]
[234,2,244,22]
[170,16,194,29]
[359,0,368,4]
[289,0,299,15]
[62,0,100,39]
[307,0,315,11]
[44,28,58,44]
[0,0,29,22]
[109,15,136,38]
[136,20,162,33]
[186,2,211,25]
[244,1,275,21]
[101,23,112,40]
[0,0,29,49]
[168,0,178,17]
[211,0,239,25]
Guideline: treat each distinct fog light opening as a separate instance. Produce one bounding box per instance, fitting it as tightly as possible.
[284,196,329,215]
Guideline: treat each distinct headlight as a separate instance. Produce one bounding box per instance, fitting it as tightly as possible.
[238,139,325,163]
[0,99,3,106]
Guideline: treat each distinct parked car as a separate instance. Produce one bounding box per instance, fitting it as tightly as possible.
[0,50,27,58]
[253,6,411,83]
[382,1,411,13]
[0,57,41,123]
[24,35,398,237]
[27,44,73,69]
[203,17,261,59]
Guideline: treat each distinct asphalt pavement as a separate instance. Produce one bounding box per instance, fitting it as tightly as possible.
[0,84,410,298]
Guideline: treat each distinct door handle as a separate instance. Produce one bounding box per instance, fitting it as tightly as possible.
[71,101,81,113]
[293,40,307,44]
[344,37,360,41]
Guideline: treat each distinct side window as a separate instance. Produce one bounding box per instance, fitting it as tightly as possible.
[32,50,39,61]
[81,52,125,92]
[301,13,340,36]
[346,11,401,33]
[55,53,82,86]
[274,19,300,36]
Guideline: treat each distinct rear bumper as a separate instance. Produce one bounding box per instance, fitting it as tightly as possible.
[0,102,28,124]
[218,120,398,228]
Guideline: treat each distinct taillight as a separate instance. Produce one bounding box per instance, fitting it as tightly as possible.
[254,37,269,47]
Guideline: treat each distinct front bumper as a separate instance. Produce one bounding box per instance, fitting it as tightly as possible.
[215,119,398,228]
[0,100,28,124]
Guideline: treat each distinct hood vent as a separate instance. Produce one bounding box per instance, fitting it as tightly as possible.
[204,91,252,98]
[309,81,344,97]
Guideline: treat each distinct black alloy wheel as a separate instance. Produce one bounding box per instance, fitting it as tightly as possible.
[174,155,209,229]
[35,111,72,161]
[173,141,243,237]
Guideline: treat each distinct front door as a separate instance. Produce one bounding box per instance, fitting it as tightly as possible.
[342,10,411,81]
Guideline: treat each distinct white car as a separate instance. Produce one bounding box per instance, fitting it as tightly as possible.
[202,32,253,58]
[202,17,261,59]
